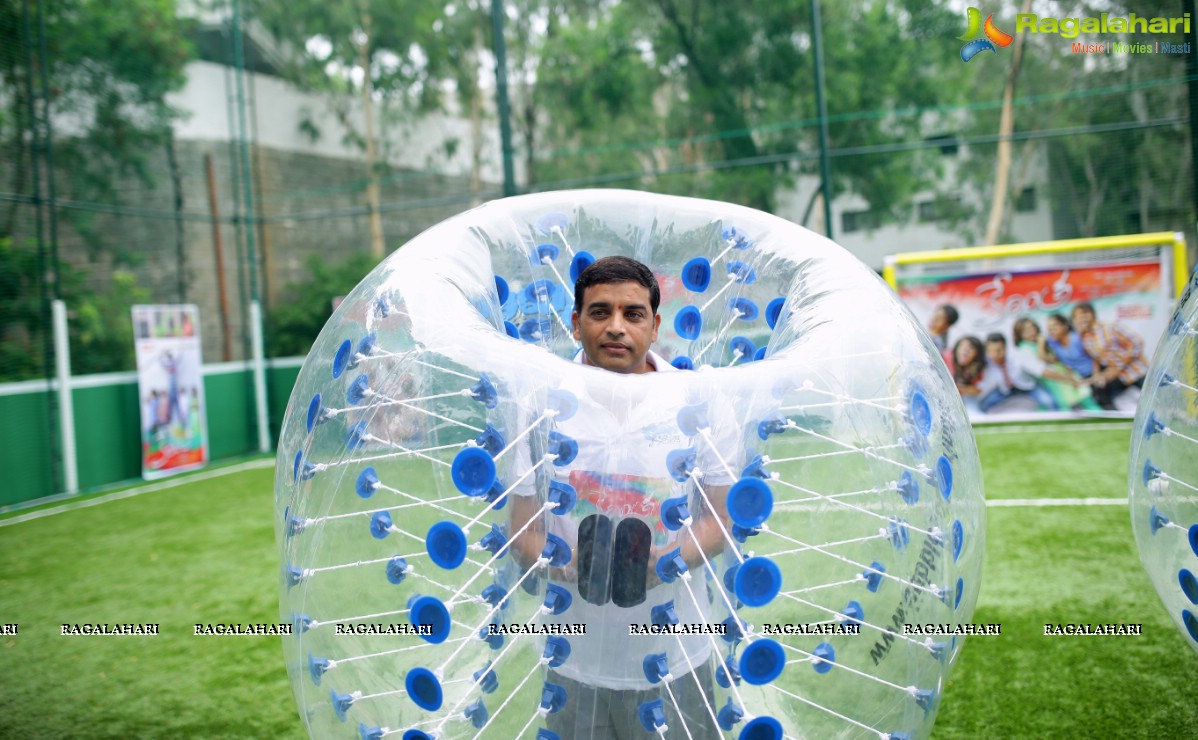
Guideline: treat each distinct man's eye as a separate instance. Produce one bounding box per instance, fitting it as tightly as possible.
[627,312,643,320]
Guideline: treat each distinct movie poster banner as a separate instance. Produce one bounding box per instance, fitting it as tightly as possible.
[884,233,1187,422]
[133,305,209,478]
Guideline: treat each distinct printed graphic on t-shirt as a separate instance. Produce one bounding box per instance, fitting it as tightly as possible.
[568,470,675,545]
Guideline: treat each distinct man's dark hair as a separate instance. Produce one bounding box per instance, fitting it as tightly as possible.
[573,256,660,315]
[1073,302,1096,318]
[985,332,1006,346]
[937,304,960,327]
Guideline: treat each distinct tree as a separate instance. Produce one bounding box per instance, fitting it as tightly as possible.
[955,0,1193,242]
[265,251,380,357]
[523,0,977,221]
[251,0,459,258]
[0,0,191,377]
[0,0,192,247]
[0,237,149,379]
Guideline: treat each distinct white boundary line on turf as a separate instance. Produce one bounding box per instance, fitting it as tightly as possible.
[973,422,1132,435]
[987,497,1127,507]
[0,457,1130,526]
[0,458,277,528]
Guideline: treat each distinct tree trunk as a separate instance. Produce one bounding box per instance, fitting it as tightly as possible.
[983,0,1033,245]
[357,2,386,258]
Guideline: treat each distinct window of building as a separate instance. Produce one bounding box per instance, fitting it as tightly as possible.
[842,209,878,234]
[1015,186,1036,213]
[917,196,962,223]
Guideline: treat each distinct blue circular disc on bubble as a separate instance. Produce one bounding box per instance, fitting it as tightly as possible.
[426,521,468,570]
[675,306,702,340]
[1180,569,1198,604]
[898,471,919,505]
[522,280,563,315]
[502,293,518,321]
[451,446,497,497]
[520,317,552,343]
[681,257,712,292]
[1185,610,1198,642]
[570,250,595,282]
[739,716,783,740]
[402,731,433,740]
[332,339,352,379]
[671,355,694,370]
[812,642,836,674]
[504,320,519,338]
[405,666,443,710]
[730,297,759,322]
[548,388,579,422]
[734,556,782,607]
[765,297,785,329]
[727,260,757,284]
[952,519,964,561]
[739,638,785,685]
[909,387,932,438]
[306,393,322,433]
[532,243,561,264]
[730,336,756,362]
[494,275,510,304]
[727,478,774,528]
[936,455,953,500]
[409,595,451,644]
[355,467,379,498]
[535,211,569,234]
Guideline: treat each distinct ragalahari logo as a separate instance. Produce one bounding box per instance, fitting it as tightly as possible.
[959,7,1013,61]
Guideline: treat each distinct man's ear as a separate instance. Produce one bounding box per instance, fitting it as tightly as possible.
[572,311,581,341]
[651,313,661,342]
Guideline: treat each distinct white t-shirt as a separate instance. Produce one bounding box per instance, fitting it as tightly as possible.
[513,349,741,689]
[981,346,1047,395]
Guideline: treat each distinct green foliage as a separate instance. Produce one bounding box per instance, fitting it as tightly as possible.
[0,237,150,380]
[0,237,50,380]
[251,0,452,143]
[266,251,380,358]
[527,0,975,218]
[0,0,192,213]
[954,0,1193,240]
[71,270,149,375]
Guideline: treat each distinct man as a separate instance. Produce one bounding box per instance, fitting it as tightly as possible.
[928,304,959,355]
[977,332,1078,413]
[1071,302,1148,411]
[509,256,737,739]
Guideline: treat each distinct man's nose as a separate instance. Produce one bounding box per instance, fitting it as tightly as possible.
[606,314,625,335]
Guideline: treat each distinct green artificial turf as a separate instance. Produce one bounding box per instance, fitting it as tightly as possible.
[1,424,1196,738]
[935,424,1198,738]
[0,462,304,739]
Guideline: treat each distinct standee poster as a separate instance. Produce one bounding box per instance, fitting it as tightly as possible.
[132,305,209,478]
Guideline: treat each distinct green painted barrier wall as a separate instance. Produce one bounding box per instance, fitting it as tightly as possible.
[0,388,56,507]
[0,362,303,507]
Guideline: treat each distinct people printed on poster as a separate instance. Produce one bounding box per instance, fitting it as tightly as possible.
[134,305,208,477]
[934,301,1147,416]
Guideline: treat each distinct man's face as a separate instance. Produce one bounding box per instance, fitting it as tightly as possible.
[573,281,661,374]
[1072,307,1095,333]
[986,341,1006,365]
